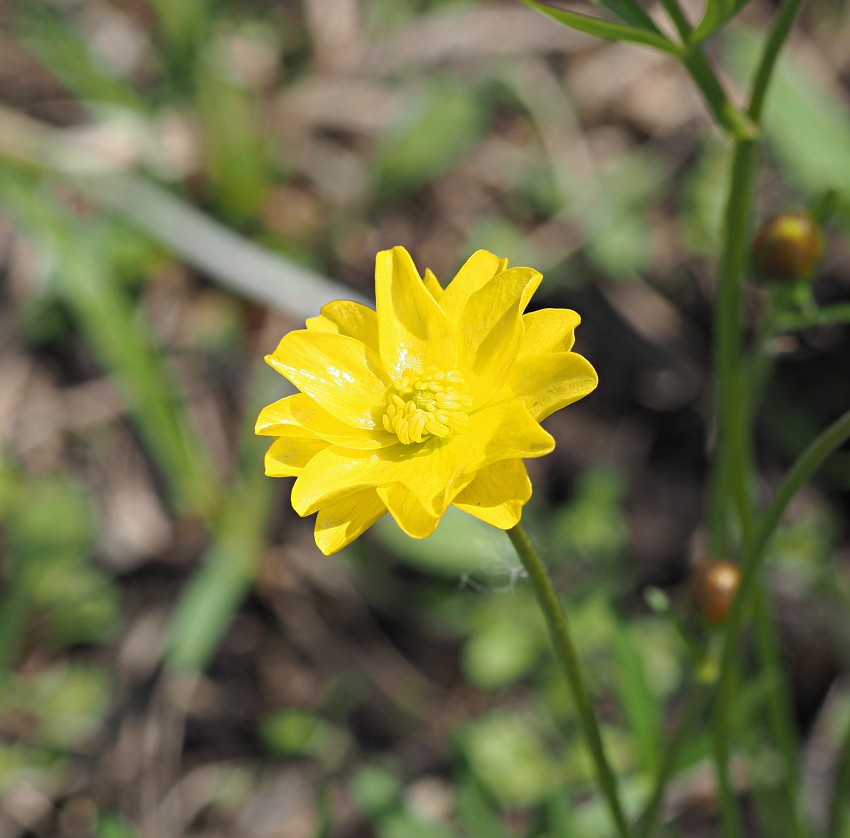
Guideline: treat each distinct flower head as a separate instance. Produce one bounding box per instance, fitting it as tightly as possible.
[256,247,597,554]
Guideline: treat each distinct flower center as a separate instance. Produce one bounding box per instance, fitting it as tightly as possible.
[382,367,472,445]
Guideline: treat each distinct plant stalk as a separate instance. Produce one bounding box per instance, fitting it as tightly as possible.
[507,524,631,838]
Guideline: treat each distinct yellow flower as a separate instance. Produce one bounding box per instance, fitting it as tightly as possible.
[256,247,598,555]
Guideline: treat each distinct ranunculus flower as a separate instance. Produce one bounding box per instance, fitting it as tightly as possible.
[256,247,597,554]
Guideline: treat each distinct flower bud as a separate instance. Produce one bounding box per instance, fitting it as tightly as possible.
[690,559,741,625]
[751,211,824,283]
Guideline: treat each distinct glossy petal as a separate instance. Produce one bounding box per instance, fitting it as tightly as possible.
[255,395,300,437]
[291,401,552,518]
[453,459,531,529]
[502,352,598,421]
[266,330,387,429]
[378,484,442,539]
[440,250,508,323]
[457,267,542,406]
[375,246,456,378]
[314,489,386,555]
[265,433,327,477]
[289,393,397,449]
[517,308,580,358]
[306,300,379,351]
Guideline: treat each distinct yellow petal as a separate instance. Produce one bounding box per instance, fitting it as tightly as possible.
[517,309,581,358]
[457,267,542,407]
[440,250,508,323]
[377,484,442,539]
[266,330,387,429]
[453,459,531,529]
[375,246,456,379]
[306,300,379,351]
[289,393,397,449]
[255,395,300,437]
[502,352,598,421]
[265,433,327,477]
[292,401,552,518]
[314,488,386,555]
[423,268,443,302]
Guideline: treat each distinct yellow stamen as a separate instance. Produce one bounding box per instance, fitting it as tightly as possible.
[382,367,471,445]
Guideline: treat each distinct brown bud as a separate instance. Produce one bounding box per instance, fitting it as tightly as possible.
[690,560,741,625]
[752,211,824,283]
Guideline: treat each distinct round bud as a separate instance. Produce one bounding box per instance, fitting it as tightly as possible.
[690,560,741,625]
[752,211,824,283]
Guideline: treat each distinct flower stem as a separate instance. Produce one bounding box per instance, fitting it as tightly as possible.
[506,523,631,838]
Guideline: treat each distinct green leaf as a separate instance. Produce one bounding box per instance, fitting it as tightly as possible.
[522,0,680,56]
[693,0,752,43]
[612,616,661,776]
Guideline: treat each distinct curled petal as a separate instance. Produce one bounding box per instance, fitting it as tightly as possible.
[314,489,387,555]
[265,432,328,477]
[453,459,532,529]
[518,308,581,357]
[375,246,456,379]
[291,401,552,519]
[266,330,387,429]
[439,250,508,323]
[457,267,543,407]
[306,300,379,351]
[502,352,598,421]
[377,484,442,539]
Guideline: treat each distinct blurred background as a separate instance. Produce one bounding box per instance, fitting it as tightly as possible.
[1,0,850,836]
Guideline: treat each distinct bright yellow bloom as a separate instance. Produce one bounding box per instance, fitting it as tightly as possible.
[256,247,598,555]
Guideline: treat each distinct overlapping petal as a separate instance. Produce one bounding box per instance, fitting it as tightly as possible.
[258,245,597,554]
[306,300,379,351]
[457,267,542,406]
[439,250,508,323]
[266,330,387,429]
[452,459,532,529]
[375,246,456,378]
[517,308,581,358]
[500,351,599,421]
[291,401,552,519]
[265,432,327,477]
[314,489,387,555]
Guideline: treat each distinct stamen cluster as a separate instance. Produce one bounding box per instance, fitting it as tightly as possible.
[382,367,471,444]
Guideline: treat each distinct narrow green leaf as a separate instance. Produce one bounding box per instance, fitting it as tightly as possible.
[612,616,661,776]
[592,0,665,33]
[693,0,752,42]
[522,0,681,56]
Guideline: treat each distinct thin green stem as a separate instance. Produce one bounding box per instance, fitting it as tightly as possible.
[747,0,804,122]
[752,584,804,826]
[714,405,850,818]
[828,702,850,838]
[680,48,758,140]
[506,524,631,838]
[660,0,692,40]
[708,137,758,557]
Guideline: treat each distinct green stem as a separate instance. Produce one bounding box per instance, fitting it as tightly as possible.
[828,702,850,838]
[752,583,804,826]
[680,48,758,140]
[714,405,850,820]
[506,524,631,838]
